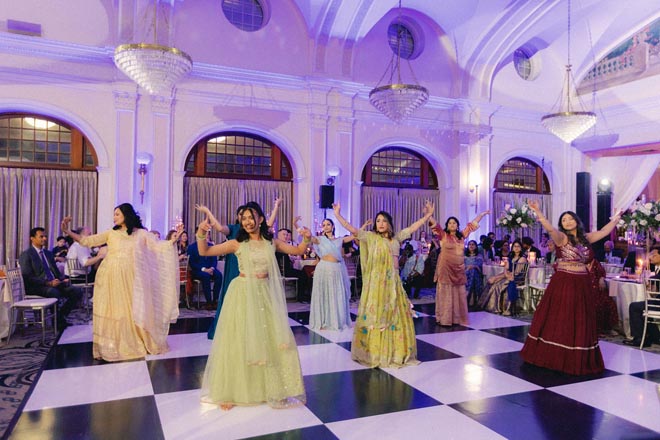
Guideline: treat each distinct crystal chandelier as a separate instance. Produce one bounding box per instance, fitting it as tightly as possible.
[369,1,428,123]
[541,0,596,143]
[113,2,192,95]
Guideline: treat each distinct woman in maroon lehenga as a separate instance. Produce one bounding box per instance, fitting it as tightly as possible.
[520,201,622,375]
[589,259,619,335]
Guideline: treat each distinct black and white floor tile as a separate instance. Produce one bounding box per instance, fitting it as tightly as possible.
[8,305,660,440]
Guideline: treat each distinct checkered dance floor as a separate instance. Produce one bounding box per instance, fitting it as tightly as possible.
[9,304,660,439]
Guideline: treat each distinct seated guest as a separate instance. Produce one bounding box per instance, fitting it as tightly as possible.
[521,237,542,260]
[400,244,424,299]
[52,235,69,274]
[465,240,484,306]
[19,227,82,329]
[276,228,311,302]
[624,247,660,347]
[66,226,107,282]
[52,235,69,261]
[600,240,623,264]
[545,239,557,264]
[479,239,527,315]
[187,231,223,310]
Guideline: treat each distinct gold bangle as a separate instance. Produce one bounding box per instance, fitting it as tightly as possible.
[196,232,208,240]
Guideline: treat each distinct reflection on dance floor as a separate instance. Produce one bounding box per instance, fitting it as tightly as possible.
[10,307,660,440]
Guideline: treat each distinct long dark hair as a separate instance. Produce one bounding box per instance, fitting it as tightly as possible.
[236,201,273,242]
[113,203,144,235]
[558,211,588,246]
[465,240,478,256]
[234,204,246,224]
[510,239,524,258]
[372,211,394,238]
[445,216,464,240]
[322,218,335,238]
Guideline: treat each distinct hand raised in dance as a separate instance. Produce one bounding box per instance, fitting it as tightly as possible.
[61,216,73,234]
[423,200,435,216]
[360,219,373,230]
[169,222,185,244]
[527,200,541,214]
[332,202,341,215]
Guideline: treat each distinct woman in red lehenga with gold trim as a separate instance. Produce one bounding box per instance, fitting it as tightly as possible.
[521,200,622,375]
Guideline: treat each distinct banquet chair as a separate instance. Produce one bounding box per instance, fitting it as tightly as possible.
[529,265,554,311]
[6,267,57,343]
[66,258,93,321]
[641,278,660,350]
[179,256,192,309]
[344,255,360,300]
[279,257,298,300]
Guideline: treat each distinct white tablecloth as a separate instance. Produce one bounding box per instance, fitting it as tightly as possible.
[293,259,318,270]
[608,279,646,338]
[0,279,10,339]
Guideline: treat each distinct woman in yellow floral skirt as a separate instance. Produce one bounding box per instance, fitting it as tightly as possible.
[332,201,433,368]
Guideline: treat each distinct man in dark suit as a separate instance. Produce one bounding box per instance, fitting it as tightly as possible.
[276,228,311,303]
[187,233,223,310]
[624,247,660,347]
[521,237,542,261]
[19,227,82,329]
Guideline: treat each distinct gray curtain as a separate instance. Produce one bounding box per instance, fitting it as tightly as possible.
[183,177,293,237]
[0,167,97,266]
[361,186,441,236]
[492,191,552,245]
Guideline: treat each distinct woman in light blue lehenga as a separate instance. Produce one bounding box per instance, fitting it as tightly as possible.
[309,219,354,330]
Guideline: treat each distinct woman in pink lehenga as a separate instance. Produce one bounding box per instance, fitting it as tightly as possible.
[431,211,489,326]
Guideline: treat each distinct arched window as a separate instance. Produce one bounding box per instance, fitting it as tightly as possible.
[0,113,98,170]
[362,147,437,189]
[184,131,292,181]
[493,157,551,245]
[182,131,294,234]
[494,157,550,194]
[360,147,439,237]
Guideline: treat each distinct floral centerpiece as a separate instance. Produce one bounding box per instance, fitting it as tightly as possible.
[496,203,536,232]
[617,200,660,234]
[617,199,660,274]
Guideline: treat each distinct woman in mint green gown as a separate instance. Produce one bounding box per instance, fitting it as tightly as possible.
[332,201,434,368]
[196,202,310,409]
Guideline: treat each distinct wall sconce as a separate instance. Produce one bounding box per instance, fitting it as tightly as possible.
[469,184,480,212]
[136,152,152,204]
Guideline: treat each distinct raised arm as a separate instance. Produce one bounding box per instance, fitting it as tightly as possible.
[360,219,372,231]
[527,200,566,246]
[195,219,238,256]
[266,197,282,228]
[333,202,359,235]
[61,217,81,243]
[586,209,623,243]
[471,210,490,225]
[276,227,312,255]
[407,201,435,234]
[195,204,230,236]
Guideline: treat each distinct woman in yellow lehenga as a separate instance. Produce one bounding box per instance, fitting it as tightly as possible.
[61,203,181,362]
[332,201,434,368]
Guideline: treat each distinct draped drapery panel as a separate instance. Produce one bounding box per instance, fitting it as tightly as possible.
[0,167,97,266]
[360,186,441,237]
[492,191,552,246]
[183,177,293,239]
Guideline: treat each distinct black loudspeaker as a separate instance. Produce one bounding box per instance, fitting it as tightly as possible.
[319,185,334,209]
[576,172,591,231]
[596,192,612,230]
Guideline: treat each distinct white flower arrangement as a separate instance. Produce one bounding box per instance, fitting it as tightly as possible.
[618,200,660,233]
[496,203,535,232]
